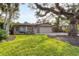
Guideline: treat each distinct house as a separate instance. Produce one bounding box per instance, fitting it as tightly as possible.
[12,22,53,34]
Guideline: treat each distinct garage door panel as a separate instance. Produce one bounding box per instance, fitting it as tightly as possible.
[39,27,52,33]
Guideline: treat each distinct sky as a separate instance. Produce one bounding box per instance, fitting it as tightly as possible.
[14,4,37,23]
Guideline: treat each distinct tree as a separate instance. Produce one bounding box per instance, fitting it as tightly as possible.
[36,16,50,24]
[30,3,79,36]
[0,3,19,35]
[54,15,61,32]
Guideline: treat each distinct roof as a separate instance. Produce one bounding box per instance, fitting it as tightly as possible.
[14,22,52,27]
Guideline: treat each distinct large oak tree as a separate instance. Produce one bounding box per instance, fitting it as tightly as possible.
[31,3,79,36]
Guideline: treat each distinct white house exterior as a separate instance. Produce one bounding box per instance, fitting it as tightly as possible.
[13,23,53,34]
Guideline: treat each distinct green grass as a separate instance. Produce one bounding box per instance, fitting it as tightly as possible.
[0,35,79,56]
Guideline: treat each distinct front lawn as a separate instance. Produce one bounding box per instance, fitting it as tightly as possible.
[0,35,79,56]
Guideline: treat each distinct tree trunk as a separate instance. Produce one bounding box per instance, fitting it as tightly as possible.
[3,12,11,35]
[68,24,77,36]
[3,13,7,30]
[68,17,77,36]
[6,23,10,35]
[3,11,10,35]
[3,20,10,35]
[55,16,60,32]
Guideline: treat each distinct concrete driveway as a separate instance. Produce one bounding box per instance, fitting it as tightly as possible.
[38,33,79,36]
[39,33,68,36]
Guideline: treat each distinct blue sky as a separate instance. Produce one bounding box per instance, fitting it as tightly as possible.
[15,4,37,23]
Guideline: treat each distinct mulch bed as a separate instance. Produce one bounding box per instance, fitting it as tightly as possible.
[6,35,16,41]
[1,35,16,43]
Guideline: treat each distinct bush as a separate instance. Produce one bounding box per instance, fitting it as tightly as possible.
[0,29,8,40]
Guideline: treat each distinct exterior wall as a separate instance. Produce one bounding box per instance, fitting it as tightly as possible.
[27,26,33,32]
[33,27,38,34]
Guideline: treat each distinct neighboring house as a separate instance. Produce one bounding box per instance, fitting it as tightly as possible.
[12,22,53,34]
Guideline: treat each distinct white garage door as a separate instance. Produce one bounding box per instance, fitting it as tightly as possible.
[39,27,52,33]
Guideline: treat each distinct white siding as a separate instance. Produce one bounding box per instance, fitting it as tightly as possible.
[33,27,38,34]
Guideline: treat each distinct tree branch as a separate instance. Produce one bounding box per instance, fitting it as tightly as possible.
[35,3,74,17]
[35,3,60,15]
[36,10,50,17]
[55,3,74,16]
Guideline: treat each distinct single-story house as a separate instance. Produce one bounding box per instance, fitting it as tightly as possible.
[11,22,53,34]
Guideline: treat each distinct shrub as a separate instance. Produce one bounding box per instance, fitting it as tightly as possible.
[0,29,8,40]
